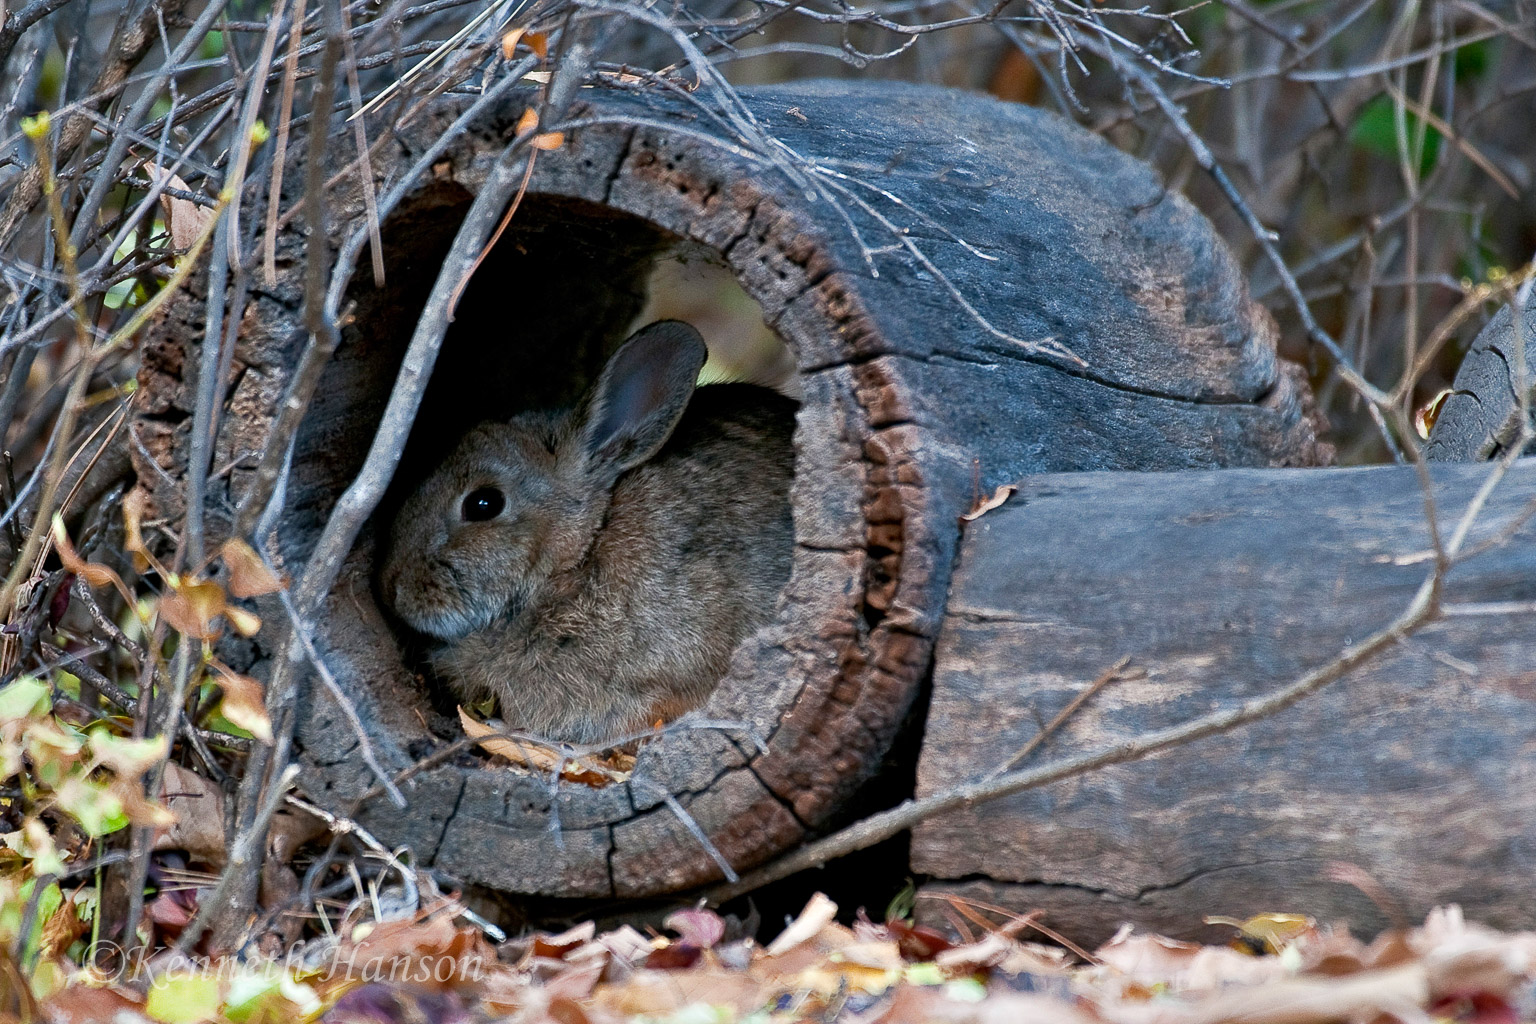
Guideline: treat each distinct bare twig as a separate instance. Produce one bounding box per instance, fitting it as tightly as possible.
[709,562,1444,902]
[983,656,1133,781]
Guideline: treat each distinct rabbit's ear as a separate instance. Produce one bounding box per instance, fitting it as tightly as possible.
[578,320,708,479]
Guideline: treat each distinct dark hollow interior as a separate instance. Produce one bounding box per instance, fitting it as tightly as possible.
[322,188,797,732]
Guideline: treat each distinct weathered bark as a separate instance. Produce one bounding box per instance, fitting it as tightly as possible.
[912,460,1536,946]
[132,80,1323,900]
[1427,300,1536,460]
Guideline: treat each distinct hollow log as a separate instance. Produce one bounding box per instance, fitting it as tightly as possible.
[912,460,1536,946]
[133,80,1324,899]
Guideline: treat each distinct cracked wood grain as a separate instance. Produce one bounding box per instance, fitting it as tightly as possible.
[1427,301,1536,461]
[913,461,1536,946]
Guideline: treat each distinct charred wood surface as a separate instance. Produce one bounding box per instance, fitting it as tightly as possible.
[1428,301,1536,461]
[133,80,1324,899]
[913,460,1536,945]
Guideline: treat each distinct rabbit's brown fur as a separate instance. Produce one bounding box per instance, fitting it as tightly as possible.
[380,322,795,743]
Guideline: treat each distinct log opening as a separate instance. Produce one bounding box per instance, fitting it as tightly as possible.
[288,97,935,901]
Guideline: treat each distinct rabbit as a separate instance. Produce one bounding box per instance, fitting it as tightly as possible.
[379,320,796,745]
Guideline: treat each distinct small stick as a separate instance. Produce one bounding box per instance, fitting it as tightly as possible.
[983,656,1134,781]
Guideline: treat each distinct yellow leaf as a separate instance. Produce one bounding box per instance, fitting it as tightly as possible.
[1204,912,1316,954]
[224,606,262,637]
[145,971,223,1024]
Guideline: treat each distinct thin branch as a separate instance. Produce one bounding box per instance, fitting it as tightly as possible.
[708,562,1443,903]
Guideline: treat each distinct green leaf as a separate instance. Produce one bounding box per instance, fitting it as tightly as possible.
[1351,94,1441,177]
[54,778,129,837]
[4,879,63,963]
[88,729,168,778]
[104,278,141,310]
[145,972,224,1024]
[884,879,916,922]
[943,977,988,1003]
[1453,39,1490,80]
[904,962,945,986]
[0,677,51,722]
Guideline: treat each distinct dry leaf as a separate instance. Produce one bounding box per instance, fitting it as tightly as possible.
[1415,388,1453,439]
[51,516,123,591]
[141,163,215,251]
[341,908,498,990]
[38,892,88,959]
[220,538,284,598]
[123,488,154,574]
[766,893,839,957]
[516,107,540,136]
[500,26,525,59]
[664,907,726,950]
[532,132,565,151]
[158,580,228,639]
[211,661,272,743]
[1090,926,1291,992]
[526,31,547,57]
[1204,913,1316,955]
[593,965,766,1019]
[457,708,631,787]
[1091,962,1430,1024]
[154,763,227,863]
[960,483,1016,522]
[224,605,262,637]
[936,931,1069,977]
[40,983,147,1024]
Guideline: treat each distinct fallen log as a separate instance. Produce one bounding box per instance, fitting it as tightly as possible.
[132,79,1324,900]
[912,459,1536,946]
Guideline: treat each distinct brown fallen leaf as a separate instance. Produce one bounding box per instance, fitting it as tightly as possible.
[141,163,215,252]
[457,708,633,787]
[1090,925,1290,991]
[154,763,227,863]
[340,906,498,990]
[593,964,767,1019]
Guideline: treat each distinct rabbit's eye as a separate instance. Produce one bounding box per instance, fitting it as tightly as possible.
[461,487,505,522]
